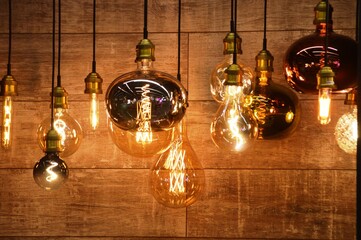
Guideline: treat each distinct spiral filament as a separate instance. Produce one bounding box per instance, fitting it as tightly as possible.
[45,161,59,182]
[136,84,153,143]
[226,100,246,150]
[1,96,12,149]
[164,141,186,194]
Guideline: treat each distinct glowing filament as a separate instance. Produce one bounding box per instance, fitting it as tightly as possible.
[46,161,59,182]
[165,141,186,194]
[90,93,99,130]
[136,84,152,143]
[54,118,67,146]
[318,88,331,125]
[1,96,13,149]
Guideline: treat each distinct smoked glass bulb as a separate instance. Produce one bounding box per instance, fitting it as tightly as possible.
[108,118,173,158]
[211,84,258,152]
[335,105,357,154]
[251,50,300,139]
[284,0,357,93]
[33,152,69,191]
[37,108,83,157]
[210,32,254,103]
[150,119,205,208]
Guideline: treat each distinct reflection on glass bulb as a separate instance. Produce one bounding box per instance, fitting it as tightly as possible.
[33,152,69,191]
[90,93,100,130]
[150,119,205,208]
[211,85,258,152]
[335,105,357,154]
[108,118,173,158]
[37,108,83,157]
[318,88,332,125]
[1,96,13,149]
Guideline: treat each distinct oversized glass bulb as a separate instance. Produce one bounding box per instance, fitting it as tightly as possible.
[84,71,103,130]
[210,32,254,103]
[284,0,357,94]
[211,63,258,152]
[33,129,69,191]
[317,66,336,125]
[150,119,205,208]
[89,93,100,130]
[108,118,173,158]
[105,39,188,132]
[251,50,300,139]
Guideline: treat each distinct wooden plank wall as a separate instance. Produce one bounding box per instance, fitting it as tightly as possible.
[0,0,356,239]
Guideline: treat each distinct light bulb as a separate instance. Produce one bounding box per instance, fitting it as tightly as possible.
[150,119,205,208]
[318,88,332,125]
[38,107,83,157]
[1,96,13,149]
[211,84,258,152]
[89,93,100,130]
[33,152,69,191]
[210,32,254,103]
[108,118,173,158]
[105,39,188,132]
[251,50,301,139]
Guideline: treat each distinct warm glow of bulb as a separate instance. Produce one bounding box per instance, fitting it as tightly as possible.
[335,107,357,154]
[227,106,246,151]
[1,96,13,149]
[45,161,59,182]
[318,88,331,125]
[164,141,186,194]
[136,84,153,144]
[90,93,100,130]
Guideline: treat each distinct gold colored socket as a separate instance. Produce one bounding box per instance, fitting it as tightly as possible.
[53,86,69,109]
[135,39,155,62]
[223,32,242,55]
[45,128,62,153]
[317,66,336,89]
[84,72,103,94]
[344,89,357,105]
[313,0,333,25]
[0,74,18,96]
[255,49,274,73]
[224,63,243,86]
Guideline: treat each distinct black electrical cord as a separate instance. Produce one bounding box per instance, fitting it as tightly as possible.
[232,0,237,64]
[51,0,56,127]
[57,0,62,87]
[177,0,181,81]
[143,0,148,39]
[324,0,329,67]
[7,0,12,75]
[92,0,96,72]
[230,0,234,32]
[263,0,267,50]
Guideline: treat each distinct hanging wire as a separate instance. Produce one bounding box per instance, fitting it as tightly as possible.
[262,0,267,50]
[232,0,237,64]
[92,0,96,72]
[51,0,56,127]
[57,0,62,86]
[177,0,181,81]
[230,0,234,32]
[143,0,148,39]
[324,0,329,67]
[7,0,12,75]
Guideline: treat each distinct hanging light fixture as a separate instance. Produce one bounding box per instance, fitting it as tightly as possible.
[0,0,18,150]
[149,0,205,208]
[210,0,258,152]
[334,89,357,154]
[37,0,83,157]
[105,0,188,158]
[84,0,103,130]
[210,0,254,103]
[250,0,300,139]
[284,0,357,94]
[316,0,336,125]
[33,0,69,191]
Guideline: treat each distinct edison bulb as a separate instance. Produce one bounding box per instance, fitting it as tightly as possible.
[210,32,254,103]
[108,118,173,158]
[211,85,258,152]
[1,96,13,149]
[150,119,205,208]
[37,108,83,157]
[318,88,332,125]
[84,71,103,130]
[33,152,69,190]
[335,104,357,154]
[89,93,100,130]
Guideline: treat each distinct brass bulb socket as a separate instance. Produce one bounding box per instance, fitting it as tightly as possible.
[135,38,155,62]
[224,63,243,86]
[52,86,69,109]
[84,72,103,94]
[223,32,243,55]
[313,0,333,25]
[45,129,62,153]
[0,74,18,96]
[317,66,336,89]
[344,89,357,105]
[255,49,274,73]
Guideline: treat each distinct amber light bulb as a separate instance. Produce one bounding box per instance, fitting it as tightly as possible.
[284,0,357,94]
[317,66,336,125]
[84,72,103,130]
[150,118,205,208]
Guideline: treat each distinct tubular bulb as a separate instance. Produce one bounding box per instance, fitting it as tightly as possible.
[89,93,100,130]
[1,96,13,149]
[318,88,332,125]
